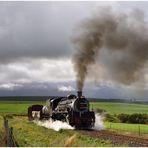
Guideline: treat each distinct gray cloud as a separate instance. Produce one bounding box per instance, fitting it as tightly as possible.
[0,1,106,64]
[0,2,77,63]
[0,81,148,101]
[0,1,148,99]
[0,1,148,63]
[0,59,75,84]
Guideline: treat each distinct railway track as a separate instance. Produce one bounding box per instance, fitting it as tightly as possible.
[79,129,148,147]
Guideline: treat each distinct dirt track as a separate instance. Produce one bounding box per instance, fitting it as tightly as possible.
[80,130,148,147]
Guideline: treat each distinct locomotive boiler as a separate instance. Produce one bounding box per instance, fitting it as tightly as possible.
[28,91,95,129]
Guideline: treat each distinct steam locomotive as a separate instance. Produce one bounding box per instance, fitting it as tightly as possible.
[28,91,95,129]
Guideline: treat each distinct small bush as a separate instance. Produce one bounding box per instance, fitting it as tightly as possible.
[128,113,148,124]
[117,114,129,123]
[105,113,148,124]
[117,113,148,124]
[105,114,119,123]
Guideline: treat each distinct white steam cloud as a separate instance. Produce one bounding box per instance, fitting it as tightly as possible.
[35,114,104,131]
[93,113,104,130]
[35,119,74,131]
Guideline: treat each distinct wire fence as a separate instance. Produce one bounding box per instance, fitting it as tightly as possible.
[3,116,19,147]
[105,122,148,137]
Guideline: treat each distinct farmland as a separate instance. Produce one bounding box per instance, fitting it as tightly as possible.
[0,116,4,146]
[0,100,147,146]
[0,101,147,115]
[0,115,112,147]
[90,102,148,114]
[0,101,45,114]
[105,122,148,136]
[0,101,113,146]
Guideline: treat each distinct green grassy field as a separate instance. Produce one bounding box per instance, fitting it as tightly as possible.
[0,100,147,144]
[90,102,148,114]
[105,122,148,136]
[0,116,112,147]
[0,116,4,146]
[0,101,147,115]
[0,101,45,114]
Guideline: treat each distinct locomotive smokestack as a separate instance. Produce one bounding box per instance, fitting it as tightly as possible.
[77,91,82,98]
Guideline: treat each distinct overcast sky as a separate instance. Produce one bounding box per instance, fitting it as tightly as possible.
[0,1,148,100]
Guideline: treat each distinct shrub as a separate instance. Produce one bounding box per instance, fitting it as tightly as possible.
[105,114,119,123]
[105,113,148,124]
[128,113,148,124]
[117,114,129,123]
[117,113,148,124]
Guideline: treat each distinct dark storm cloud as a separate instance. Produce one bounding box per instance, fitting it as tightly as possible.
[0,81,148,100]
[0,1,148,100]
[0,1,88,63]
[0,81,76,96]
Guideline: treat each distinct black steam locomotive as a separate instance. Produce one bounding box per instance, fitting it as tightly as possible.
[28,91,95,129]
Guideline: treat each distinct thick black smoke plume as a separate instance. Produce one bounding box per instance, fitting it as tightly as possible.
[72,7,148,91]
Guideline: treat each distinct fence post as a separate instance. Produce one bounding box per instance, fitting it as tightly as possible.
[3,116,9,146]
[138,125,140,136]
[3,116,18,147]
[10,127,14,146]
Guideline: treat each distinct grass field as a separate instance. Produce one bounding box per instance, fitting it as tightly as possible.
[0,101,147,115]
[0,115,112,147]
[0,100,147,145]
[90,102,148,114]
[0,116,3,146]
[0,101,45,114]
[105,122,148,136]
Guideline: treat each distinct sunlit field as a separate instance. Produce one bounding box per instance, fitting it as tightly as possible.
[90,102,148,114]
[0,115,112,147]
[105,122,148,137]
[0,101,45,114]
[0,101,147,115]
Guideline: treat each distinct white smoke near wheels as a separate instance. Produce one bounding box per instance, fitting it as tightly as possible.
[94,113,104,130]
[35,119,74,131]
[34,115,104,131]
